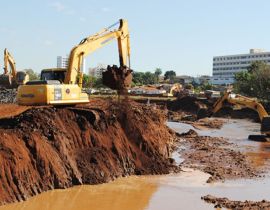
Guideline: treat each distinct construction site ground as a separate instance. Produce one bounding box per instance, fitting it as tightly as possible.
[1,94,270,209]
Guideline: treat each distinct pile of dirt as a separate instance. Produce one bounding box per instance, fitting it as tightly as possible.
[176,129,261,183]
[213,107,260,122]
[186,118,224,130]
[0,99,176,205]
[168,96,207,113]
[102,65,133,92]
[0,88,17,103]
[202,195,270,210]
[167,96,210,120]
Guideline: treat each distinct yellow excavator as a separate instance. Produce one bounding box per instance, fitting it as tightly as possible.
[0,48,29,88]
[212,91,270,141]
[17,19,132,105]
[162,83,182,97]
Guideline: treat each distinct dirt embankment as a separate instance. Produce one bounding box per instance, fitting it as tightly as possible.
[0,99,176,205]
[176,130,261,183]
[202,195,270,210]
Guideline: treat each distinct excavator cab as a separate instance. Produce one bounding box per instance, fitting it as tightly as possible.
[40,68,66,83]
[16,72,29,85]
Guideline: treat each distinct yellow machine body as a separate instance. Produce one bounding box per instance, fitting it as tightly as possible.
[17,82,89,105]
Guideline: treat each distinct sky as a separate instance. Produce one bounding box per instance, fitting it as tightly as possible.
[1,0,270,76]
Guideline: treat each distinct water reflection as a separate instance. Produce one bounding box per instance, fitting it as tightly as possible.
[0,177,158,210]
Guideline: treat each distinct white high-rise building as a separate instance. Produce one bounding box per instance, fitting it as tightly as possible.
[212,49,270,85]
[57,56,86,73]
[89,64,107,78]
[57,56,69,68]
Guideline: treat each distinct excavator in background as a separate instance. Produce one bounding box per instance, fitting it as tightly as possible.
[17,19,132,105]
[162,83,182,97]
[0,48,29,88]
[212,91,270,141]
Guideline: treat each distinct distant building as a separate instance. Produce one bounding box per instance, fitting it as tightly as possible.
[194,75,212,85]
[89,64,107,78]
[173,75,194,84]
[57,55,86,73]
[57,56,69,68]
[212,49,270,85]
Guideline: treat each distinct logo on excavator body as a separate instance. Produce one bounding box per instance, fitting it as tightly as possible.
[21,94,34,98]
[66,89,70,94]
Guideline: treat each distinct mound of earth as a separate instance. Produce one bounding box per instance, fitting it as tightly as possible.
[213,107,260,122]
[202,195,270,210]
[0,99,175,205]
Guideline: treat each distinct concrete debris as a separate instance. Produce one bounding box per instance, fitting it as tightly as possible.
[0,88,17,104]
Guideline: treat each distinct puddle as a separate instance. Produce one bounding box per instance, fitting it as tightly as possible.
[1,118,270,210]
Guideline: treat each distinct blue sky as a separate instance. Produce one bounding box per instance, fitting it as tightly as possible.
[0,0,270,76]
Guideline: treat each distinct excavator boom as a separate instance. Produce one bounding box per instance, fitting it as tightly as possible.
[65,19,131,88]
[4,48,17,78]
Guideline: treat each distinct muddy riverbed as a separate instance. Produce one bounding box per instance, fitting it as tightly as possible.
[1,118,270,210]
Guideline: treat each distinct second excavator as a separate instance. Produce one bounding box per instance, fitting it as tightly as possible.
[0,48,29,88]
[212,91,270,141]
[17,19,132,105]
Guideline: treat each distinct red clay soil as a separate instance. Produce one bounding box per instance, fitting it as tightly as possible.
[0,104,31,119]
[0,99,175,205]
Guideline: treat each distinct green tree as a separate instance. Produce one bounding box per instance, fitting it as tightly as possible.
[94,78,105,88]
[132,71,157,85]
[133,72,145,85]
[24,69,39,80]
[234,61,270,101]
[200,82,214,91]
[164,70,176,81]
[154,68,162,82]
[83,74,97,88]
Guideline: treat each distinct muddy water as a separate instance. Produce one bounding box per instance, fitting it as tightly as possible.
[0,169,212,210]
[1,118,270,210]
[168,118,270,169]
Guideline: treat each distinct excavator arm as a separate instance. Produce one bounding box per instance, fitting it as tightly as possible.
[213,91,270,136]
[4,48,17,77]
[64,19,130,87]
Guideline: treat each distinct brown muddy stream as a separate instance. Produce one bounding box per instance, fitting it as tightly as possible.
[1,118,270,210]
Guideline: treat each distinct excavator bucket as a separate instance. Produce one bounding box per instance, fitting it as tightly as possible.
[102,65,133,93]
[261,116,270,135]
[0,74,13,88]
[248,117,270,142]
